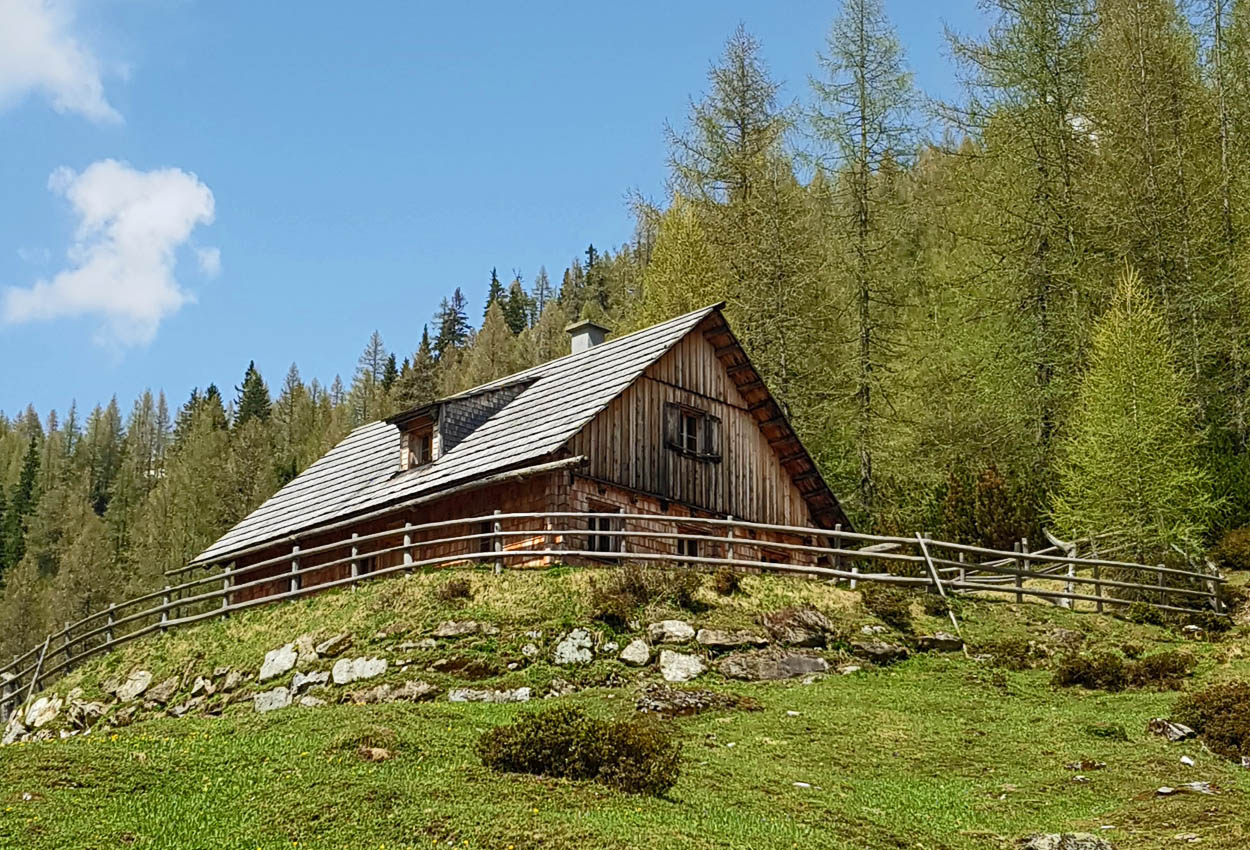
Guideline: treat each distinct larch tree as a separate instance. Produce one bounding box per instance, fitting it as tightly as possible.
[809,0,917,524]
[1052,267,1213,560]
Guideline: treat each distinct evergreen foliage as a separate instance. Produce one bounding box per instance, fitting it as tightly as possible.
[234,360,272,426]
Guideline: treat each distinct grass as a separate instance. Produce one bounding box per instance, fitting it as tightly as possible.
[2,568,1248,850]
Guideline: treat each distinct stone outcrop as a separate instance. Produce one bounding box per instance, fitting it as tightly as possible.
[851,639,909,664]
[916,633,963,653]
[253,687,292,713]
[116,670,153,702]
[331,657,387,685]
[717,650,830,681]
[647,620,695,644]
[448,686,532,703]
[659,649,705,682]
[619,639,651,666]
[259,644,298,682]
[553,629,593,665]
[315,633,353,657]
[759,607,836,648]
[696,629,768,650]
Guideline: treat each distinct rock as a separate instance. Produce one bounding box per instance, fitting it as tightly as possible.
[602,640,619,653]
[66,699,107,730]
[346,684,393,704]
[635,683,760,716]
[545,678,578,699]
[294,634,319,668]
[146,677,179,706]
[851,639,909,664]
[759,607,836,648]
[253,687,292,713]
[116,670,153,702]
[212,666,231,679]
[521,643,540,658]
[1181,755,1195,767]
[358,746,392,762]
[659,649,705,683]
[100,674,122,697]
[647,620,695,644]
[315,633,353,657]
[553,629,594,665]
[717,650,830,681]
[917,632,964,653]
[619,639,651,666]
[167,697,204,718]
[1147,718,1196,742]
[1018,834,1114,850]
[448,686,532,703]
[190,676,216,698]
[291,670,330,694]
[391,680,438,702]
[414,637,437,651]
[259,644,298,682]
[298,696,325,708]
[1182,624,1204,636]
[25,695,62,729]
[837,665,862,675]
[1047,628,1086,647]
[221,669,245,692]
[432,620,494,638]
[860,624,888,635]
[696,629,768,649]
[331,656,388,685]
[110,704,138,728]
[3,715,28,745]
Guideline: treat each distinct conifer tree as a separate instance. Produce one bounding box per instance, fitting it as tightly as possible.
[484,267,505,317]
[1052,267,1213,560]
[2,436,40,573]
[234,361,272,426]
[381,353,399,391]
[350,331,391,423]
[503,277,531,334]
[531,266,554,322]
[394,326,439,409]
[433,288,470,358]
[458,301,521,390]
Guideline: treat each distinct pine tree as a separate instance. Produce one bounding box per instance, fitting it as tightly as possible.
[531,266,554,323]
[2,436,40,572]
[1052,267,1213,560]
[394,326,439,409]
[503,277,531,334]
[350,331,391,424]
[484,268,505,317]
[234,360,273,426]
[458,301,521,389]
[433,288,471,358]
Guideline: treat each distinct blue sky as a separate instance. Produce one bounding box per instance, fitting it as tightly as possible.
[0,0,985,420]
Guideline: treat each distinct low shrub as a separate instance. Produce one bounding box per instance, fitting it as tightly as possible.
[711,568,742,597]
[1183,610,1234,636]
[921,593,961,619]
[1052,651,1130,691]
[977,636,1042,671]
[327,724,398,754]
[436,576,473,602]
[860,583,914,632]
[1084,722,1130,742]
[1173,681,1250,762]
[1210,528,1250,571]
[590,565,705,628]
[476,705,681,795]
[1124,601,1167,627]
[1052,649,1196,692]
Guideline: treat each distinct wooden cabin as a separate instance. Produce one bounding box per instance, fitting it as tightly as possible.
[190,305,851,602]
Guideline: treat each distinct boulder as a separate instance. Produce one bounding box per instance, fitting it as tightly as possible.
[851,639,909,664]
[298,696,325,708]
[717,651,830,681]
[1147,717,1196,742]
[167,697,204,718]
[2,715,27,746]
[100,674,122,697]
[66,699,107,730]
[294,634,319,668]
[220,669,245,692]
[521,642,540,659]
[696,629,769,650]
[212,666,232,679]
[432,621,494,638]
[619,639,651,666]
[116,670,153,702]
[1018,835,1113,850]
[291,670,330,694]
[331,656,388,685]
[253,687,292,713]
[315,633,353,657]
[110,704,139,728]
[759,607,836,648]
[659,649,706,683]
[391,680,438,702]
[647,620,695,644]
[553,629,594,665]
[916,633,964,653]
[635,683,759,717]
[190,676,216,698]
[448,686,532,703]
[259,644,298,682]
[146,677,179,706]
[345,684,393,704]
[25,695,62,729]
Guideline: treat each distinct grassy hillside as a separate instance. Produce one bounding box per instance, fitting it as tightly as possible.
[1,567,1247,850]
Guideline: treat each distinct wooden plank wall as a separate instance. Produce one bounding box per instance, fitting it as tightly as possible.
[567,330,813,527]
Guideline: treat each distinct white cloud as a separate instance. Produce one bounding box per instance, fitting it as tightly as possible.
[3,159,216,346]
[0,0,120,122]
[196,246,221,277]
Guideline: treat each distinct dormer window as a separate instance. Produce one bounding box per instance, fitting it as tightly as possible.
[411,427,434,467]
[396,412,439,471]
[664,402,722,461]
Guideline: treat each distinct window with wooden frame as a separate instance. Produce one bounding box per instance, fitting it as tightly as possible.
[663,402,722,461]
[586,502,619,553]
[675,526,701,562]
[401,425,436,470]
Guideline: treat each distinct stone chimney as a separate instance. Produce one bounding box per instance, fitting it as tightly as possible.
[565,319,610,354]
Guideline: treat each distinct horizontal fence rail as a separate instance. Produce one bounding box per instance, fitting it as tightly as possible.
[0,512,1227,722]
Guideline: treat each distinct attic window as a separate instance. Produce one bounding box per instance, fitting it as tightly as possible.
[664,402,722,461]
[401,425,435,470]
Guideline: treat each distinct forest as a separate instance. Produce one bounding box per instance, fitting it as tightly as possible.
[1,0,1248,659]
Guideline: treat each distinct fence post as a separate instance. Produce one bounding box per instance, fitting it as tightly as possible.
[160,586,171,632]
[287,544,299,596]
[493,509,503,575]
[25,636,50,706]
[1014,540,1024,604]
[618,508,628,560]
[221,563,232,621]
[957,551,966,584]
[403,522,413,570]
[726,516,735,564]
[62,622,72,666]
[1157,565,1166,608]
[350,532,360,589]
[105,603,116,648]
[1093,563,1104,614]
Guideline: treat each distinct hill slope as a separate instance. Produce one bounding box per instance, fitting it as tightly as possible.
[1,567,1248,850]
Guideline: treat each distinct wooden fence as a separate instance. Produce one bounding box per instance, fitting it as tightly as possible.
[0,512,1227,721]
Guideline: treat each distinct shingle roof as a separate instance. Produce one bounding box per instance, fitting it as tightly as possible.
[192,305,721,565]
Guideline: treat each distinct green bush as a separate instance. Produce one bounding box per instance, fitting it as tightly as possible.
[477,705,681,795]
[1052,651,1130,691]
[940,463,1035,551]
[860,583,913,632]
[1210,528,1250,571]
[1085,722,1130,742]
[977,636,1041,671]
[1173,681,1250,762]
[1125,601,1167,627]
[590,565,704,627]
[1128,650,1197,690]
[711,568,742,596]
